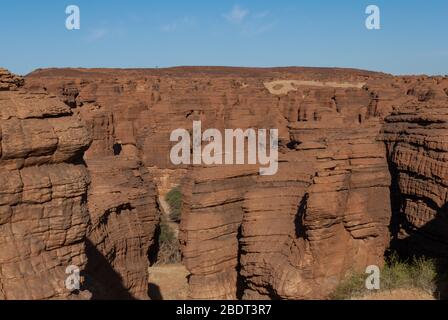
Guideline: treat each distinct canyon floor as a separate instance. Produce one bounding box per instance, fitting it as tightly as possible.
[147,264,437,300]
[148,265,189,300]
[355,289,435,300]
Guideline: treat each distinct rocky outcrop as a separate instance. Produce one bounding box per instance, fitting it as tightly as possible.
[382,76,448,259]
[180,75,394,299]
[24,67,448,300]
[0,68,160,300]
[51,84,160,299]
[0,69,91,299]
[84,156,159,299]
[24,67,395,299]
[0,68,24,91]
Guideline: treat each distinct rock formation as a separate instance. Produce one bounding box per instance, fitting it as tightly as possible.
[0,68,159,300]
[178,72,395,299]
[382,76,448,259]
[11,67,447,300]
[0,69,91,299]
[30,77,160,299]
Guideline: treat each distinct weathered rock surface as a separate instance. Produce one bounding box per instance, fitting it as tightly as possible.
[23,67,448,300]
[0,68,24,91]
[0,68,160,300]
[177,73,394,299]
[382,76,448,259]
[52,84,160,299]
[85,156,159,299]
[0,70,91,299]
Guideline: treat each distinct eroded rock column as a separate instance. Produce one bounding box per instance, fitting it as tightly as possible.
[0,69,91,299]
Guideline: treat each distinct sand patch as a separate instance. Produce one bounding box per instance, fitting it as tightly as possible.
[148,264,189,300]
[264,80,366,95]
[353,288,435,300]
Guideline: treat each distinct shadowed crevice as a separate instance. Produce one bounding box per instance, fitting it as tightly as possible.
[82,238,136,300]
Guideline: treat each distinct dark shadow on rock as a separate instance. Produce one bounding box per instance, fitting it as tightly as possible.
[148,283,163,300]
[113,143,122,156]
[388,183,448,299]
[385,142,448,299]
[82,238,136,300]
[148,224,161,266]
[235,224,246,300]
[294,194,308,238]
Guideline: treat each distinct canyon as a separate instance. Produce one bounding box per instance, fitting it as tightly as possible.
[0,66,447,299]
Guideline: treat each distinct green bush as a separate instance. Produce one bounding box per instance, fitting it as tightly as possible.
[330,253,438,300]
[165,186,182,223]
[156,217,181,265]
[159,218,176,244]
[330,272,368,300]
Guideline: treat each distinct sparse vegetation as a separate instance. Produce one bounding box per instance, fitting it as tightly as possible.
[331,253,439,300]
[153,186,184,265]
[158,217,176,244]
[165,186,182,223]
[155,216,181,265]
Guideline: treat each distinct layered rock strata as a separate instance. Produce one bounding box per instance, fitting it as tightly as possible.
[52,83,160,299]
[0,69,91,299]
[24,67,448,299]
[382,77,448,259]
[0,68,160,300]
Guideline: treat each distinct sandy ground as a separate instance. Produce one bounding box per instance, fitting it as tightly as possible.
[148,264,189,300]
[264,79,365,95]
[354,288,435,300]
[148,267,437,300]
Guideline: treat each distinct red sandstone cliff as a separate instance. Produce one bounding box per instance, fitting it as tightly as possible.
[382,76,448,259]
[0,66,443,300]
[0,68,91,299]
[0,68,159,300]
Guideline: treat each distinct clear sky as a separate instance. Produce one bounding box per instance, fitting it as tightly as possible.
[1,0,447,75]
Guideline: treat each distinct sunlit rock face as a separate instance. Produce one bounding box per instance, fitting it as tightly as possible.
[0,69,91,299]
[26,69,160,300]
[23,67,448,300]
[0,68,159,300]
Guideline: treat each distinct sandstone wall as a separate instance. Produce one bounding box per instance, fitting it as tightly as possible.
[45,81,160,299]
[25,67,394,299]
[180,75,395,299]
[0,68,160,300]
[382,76,448,259]
[0,69,91,299]
[24,67,448,300]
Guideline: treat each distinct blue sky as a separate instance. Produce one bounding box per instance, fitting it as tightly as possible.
[0,0,447,75]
